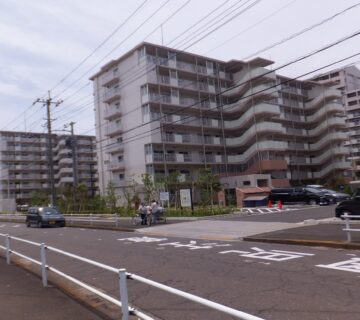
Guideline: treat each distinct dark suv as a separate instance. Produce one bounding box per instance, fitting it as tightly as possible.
[269,187,331,205]
[26,207,66,228]
[335,194,360,219]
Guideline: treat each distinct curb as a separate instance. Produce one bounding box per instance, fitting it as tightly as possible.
[243,236,360,250]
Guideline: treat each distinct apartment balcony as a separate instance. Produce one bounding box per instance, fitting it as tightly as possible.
[224,103,281,129]
[226,122,285,147]
[305,88,341,110]
[58,168,73,175]
[147,93,172,105]
[309,132,348,151]
[108,160,125,172]
[58,158,73,165]
[58,177,74,183]
[146,55,169,67]
[106,141,124,154]
[308,117,346,137]
[306,102,344,123]
[223,67,276,97]
[102,86,120,104]
[309,147,350,165]
[151,152,224,165]
[163,134,223,146]
[105,122,122,137]
[313,160,351,179]
[104,104,122,120]
[347,103,360,112]
[227,141,288,163]
[101,70,119,87]
[176,61,197,73]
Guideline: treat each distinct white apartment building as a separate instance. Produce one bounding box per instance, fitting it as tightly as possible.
[312,66,360,178]
[0,131,97,206]
[91,42,350,198]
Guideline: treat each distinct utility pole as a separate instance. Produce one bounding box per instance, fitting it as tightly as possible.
[33,91,63,207]
[64,122,78,187]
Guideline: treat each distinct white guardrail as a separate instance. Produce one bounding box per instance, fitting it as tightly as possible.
[0,214,123,227]
[342,214,360,242]
[0,233,264,320]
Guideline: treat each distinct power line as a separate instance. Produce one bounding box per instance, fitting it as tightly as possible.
[50,0,149,93]
[243,1,360,60]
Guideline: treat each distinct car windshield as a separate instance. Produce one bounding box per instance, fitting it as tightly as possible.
[320,188,336,193]
[305,187,323,194]
[39,208,61,215]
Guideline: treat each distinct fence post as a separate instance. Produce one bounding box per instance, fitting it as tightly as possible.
[5,235,10,264]
[40,243,48,287]
[119,269,129,320]
[344,213,351,242]
[90,213,93,226]
[116,214,119,228]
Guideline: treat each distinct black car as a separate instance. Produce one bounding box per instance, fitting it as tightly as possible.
[268,187,331,205]
[26,207,66,228]
[319,188,350,203]
[335,195,360,219]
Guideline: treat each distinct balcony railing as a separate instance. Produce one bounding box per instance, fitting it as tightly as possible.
[105,122,122,137]
[103,87,120,104]
[104,105,121,120]
[101,70,119,87]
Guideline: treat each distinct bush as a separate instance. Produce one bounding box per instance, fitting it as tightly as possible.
[165,206,234,217]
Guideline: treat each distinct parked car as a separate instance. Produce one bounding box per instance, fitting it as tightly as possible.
[335,194,360,219]
[318,188,350,203]
[268,187,331,205]
[26,207,66,228]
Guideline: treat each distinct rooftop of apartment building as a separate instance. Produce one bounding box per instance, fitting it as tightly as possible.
[89,41,278,79]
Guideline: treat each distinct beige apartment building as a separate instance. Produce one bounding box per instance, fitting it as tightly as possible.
[90,42,350,199]
[0,131,97,207]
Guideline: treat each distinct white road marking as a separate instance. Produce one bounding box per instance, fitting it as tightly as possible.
[317,258,360,273]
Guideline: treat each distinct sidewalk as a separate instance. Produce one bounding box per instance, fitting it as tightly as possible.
[0,259,104,320]
[243,221,360,249]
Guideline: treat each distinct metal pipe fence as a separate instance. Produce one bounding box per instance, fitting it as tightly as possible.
[0,233,264,320]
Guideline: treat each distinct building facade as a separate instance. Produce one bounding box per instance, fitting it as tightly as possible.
[0,131,97,205]
[91,42,350,198]
[312,66,360,179]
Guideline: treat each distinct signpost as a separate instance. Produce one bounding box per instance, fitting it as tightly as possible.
[180,188,193,211]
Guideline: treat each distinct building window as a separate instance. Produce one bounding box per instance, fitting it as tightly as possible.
[119,174,124,180]
[348,100,358,106]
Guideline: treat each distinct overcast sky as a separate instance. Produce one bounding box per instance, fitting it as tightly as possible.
[1,0,360,135]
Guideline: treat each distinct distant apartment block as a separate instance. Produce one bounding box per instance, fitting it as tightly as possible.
[312,66,360,178]
[0,131,97,205]
[90,42,350,197]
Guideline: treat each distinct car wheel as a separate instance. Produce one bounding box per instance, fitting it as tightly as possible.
[26,221,31,228]
[309,199,317,205]
[38,221,43,228]
[339,210,352,220]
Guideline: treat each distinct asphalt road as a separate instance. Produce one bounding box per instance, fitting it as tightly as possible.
[210,204,337,223]
[1,206,360,320]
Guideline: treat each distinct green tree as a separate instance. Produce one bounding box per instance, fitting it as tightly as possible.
[105,181,117,211]
[141,173,156,203]
[196,168,222,208]
[75,184,89,212]
[30,190,49,206]
[123,176,140,213]
[156,171,183,208]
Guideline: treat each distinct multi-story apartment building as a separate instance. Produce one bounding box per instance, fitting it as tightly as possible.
[0,131,97,206]
[312,66,360,178]
[91,42,350,199]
